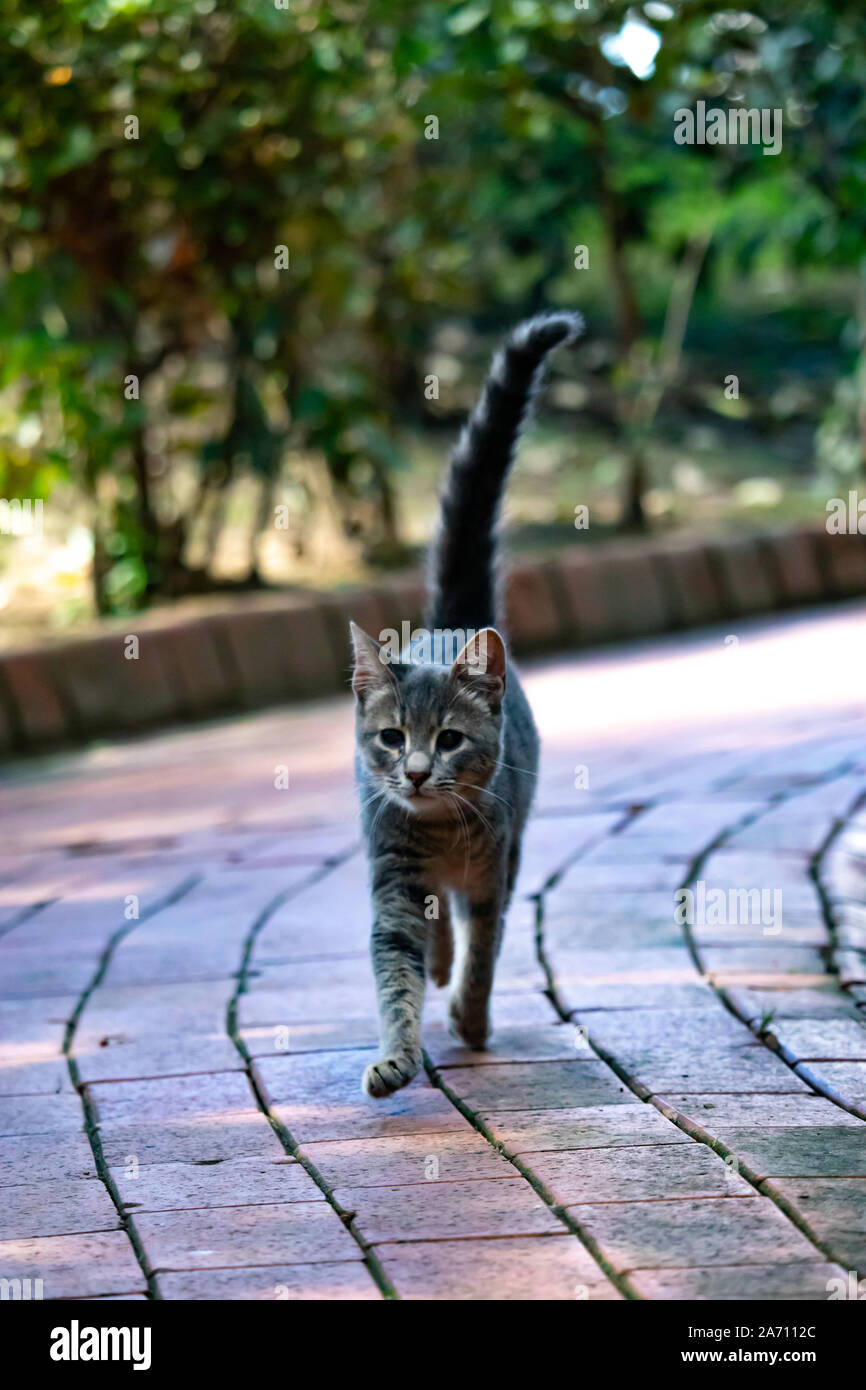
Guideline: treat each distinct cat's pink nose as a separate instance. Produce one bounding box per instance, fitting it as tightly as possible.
[407,769,431,789]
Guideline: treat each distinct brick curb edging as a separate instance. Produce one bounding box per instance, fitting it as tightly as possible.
[1,525,864,759]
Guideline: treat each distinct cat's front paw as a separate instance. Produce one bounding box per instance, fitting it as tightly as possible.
[362,1054,420,1099]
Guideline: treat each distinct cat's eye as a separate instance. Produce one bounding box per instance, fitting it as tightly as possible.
[437,729,464,752]
[380,728,405,749]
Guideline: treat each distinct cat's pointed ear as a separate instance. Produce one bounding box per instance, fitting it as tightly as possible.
[450,627,507,704]
[350,622,391,701]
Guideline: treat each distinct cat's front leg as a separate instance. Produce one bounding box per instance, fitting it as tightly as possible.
[362,888,428,1099]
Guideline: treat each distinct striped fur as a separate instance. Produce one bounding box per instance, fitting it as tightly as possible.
[351,313,583,1097]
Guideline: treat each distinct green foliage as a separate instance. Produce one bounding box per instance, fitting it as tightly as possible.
[0,0,864,609]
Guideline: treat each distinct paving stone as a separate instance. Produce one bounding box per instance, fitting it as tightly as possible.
[835,951,866,986]
[1,895,140,959]
[623,800,760,846]
[553,947,709,997]
[246,954,374,997]
[629,1260,848,1301]
[336,1177,561,1243]
[112,1155,322,1213]
[0,1057,72,1096]
[454,989,565,1031]
[259,1050,466,1142]
[700,850,815,893]
[159,1262,381,1300]
[252,925,369,962]
[0,1231,146,1299]
[300,1130,513,1189]
[724,749,860,797]
[481,1103,692,1154]
[0,1131,97,1187]
[441,1060,634,1111]
[426,1022,582,1068]
[693,920,827,947]
[101,942,244,988]
[137,1201,359,1270]
[76,1032,243,1083]
[548,916,684,952]
[569,836,683,866]
[767,1017,866,1061]
[711,1127,866,1180]
[584,1008,808,1094]
[0,1094,86,1137]
[97,1114,283,1167]
[515,813,621,891]
[552,861,687,892]
[837,920,866,951]
[566,1195,818,1272]
[701,945,828,983]
[0,953,95,998]
[762,1177,866,1271]
[245,821,357,864]
[726,986,859,1023]
[524,1142,752,1204]
[545,889,681,935]
[242,1016,380,1056]
[87,1293,149,1301]
[87,1071,253,1125]
[378,1233,621,1300]
[728,815,837,855]
[239,985,376,1028]
[658,1093,862,1129]
[79,981,232,1039]
[567,981,719,1012]
[835,899,866,935]
[795,1061,866,1107]
[1,1177,120,1239]
[586,1006,746,1052]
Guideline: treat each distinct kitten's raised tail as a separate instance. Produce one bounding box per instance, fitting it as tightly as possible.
[425,311,584,633]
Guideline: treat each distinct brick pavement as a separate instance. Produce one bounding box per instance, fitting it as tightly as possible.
[1,605,865,1300]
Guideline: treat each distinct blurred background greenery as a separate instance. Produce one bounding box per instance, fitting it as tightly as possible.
[1,0,864,639]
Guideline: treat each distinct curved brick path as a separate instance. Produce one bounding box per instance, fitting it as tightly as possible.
[1,605,864,1300]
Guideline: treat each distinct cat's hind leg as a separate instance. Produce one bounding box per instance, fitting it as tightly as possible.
[448,889,504,1050]
[425,895,453,987]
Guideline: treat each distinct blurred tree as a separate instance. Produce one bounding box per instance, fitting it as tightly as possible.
[416,0,866,526]
[0,0,467,608]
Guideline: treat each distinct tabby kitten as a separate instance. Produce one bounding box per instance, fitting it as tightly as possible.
[351,312,583,1097]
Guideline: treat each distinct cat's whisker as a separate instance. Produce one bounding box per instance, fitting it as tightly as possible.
[357,789,386,812]
[442,790,471,879]
[458,781,512,811]
[368,791,392,840]
[493,758,539,777]
[447,786,496,840]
